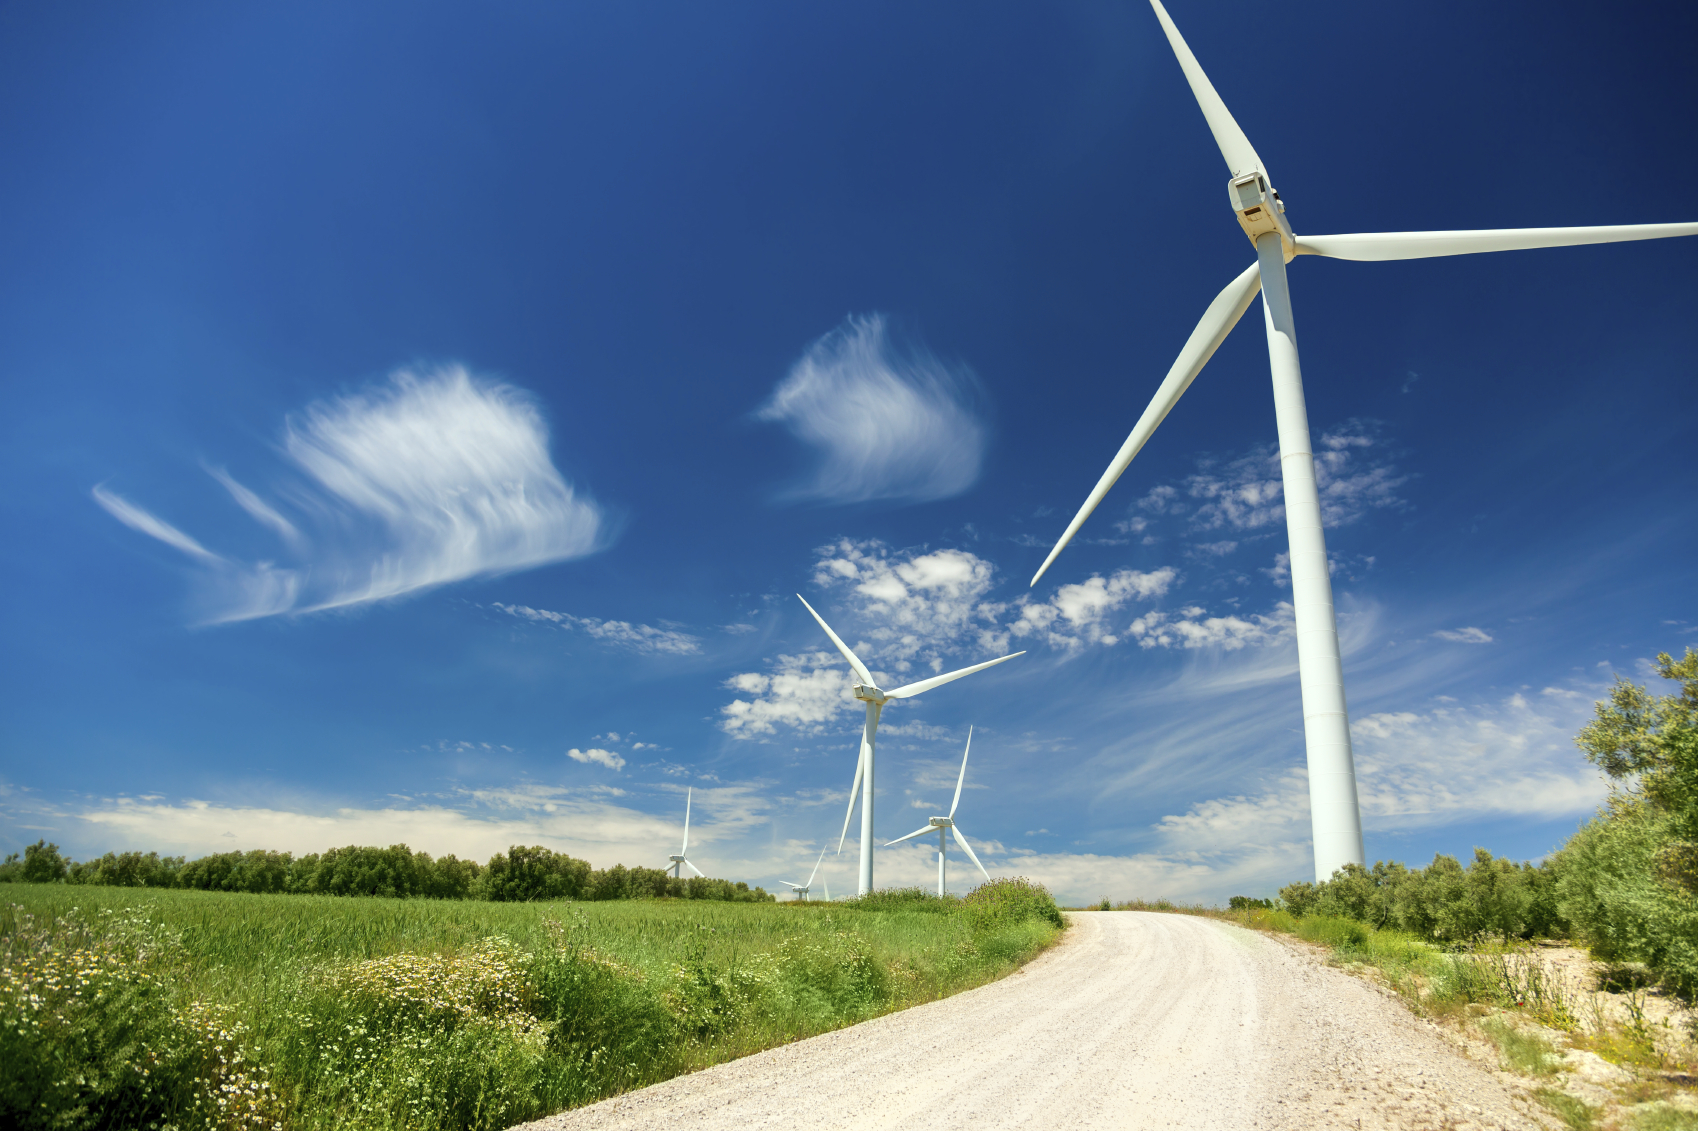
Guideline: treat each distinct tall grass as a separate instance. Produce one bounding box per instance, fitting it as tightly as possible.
[1,881,1063,1130]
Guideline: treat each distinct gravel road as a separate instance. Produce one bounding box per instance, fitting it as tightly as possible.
[513,912,1548,1131]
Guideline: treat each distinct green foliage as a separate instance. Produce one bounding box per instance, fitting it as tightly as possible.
[1555,649,1698,997]
[1534,1088,1598,1130]
[960,877,1064,930]
[1278,851,1564,944]
[1227,895,1272,911]
[4,841,775,906]
[1480,1015,1562,1075]
[846,888,956,914]
[2,879,1061,1130]
[1297,915,1368,948]
[11,841,70,884]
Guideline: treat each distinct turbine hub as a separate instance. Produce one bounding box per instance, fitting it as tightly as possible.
[1229,172,1295,260]
[928,817,953,828]
[852,684,888,703]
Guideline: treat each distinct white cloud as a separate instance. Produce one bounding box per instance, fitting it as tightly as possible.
[1010,568,1177,649]
[1126,419,1408,543]
[1432,626,1494,644]
[566,747,626,771]
[94,366,606,624]
[1128,602,1295,651]
[720,652,857,736]
[756,314,987,505]
[492,603,701,655]
[93,485,225,564]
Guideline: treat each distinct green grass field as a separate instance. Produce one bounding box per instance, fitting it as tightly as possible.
[1,881,1063,1130]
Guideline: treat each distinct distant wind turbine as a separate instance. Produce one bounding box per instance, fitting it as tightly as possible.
[886,726,992,896]
[797,594,1023,896]
[781,847,828,901]
[1031,0,1698,884]
[667,787,704,879]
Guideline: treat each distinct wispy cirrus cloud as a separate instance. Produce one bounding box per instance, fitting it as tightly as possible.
[1432,626,1494,644]
[93,366,607,624]
[1118,419,1409,547]
[756,314,987,506]
[492,603,701,655]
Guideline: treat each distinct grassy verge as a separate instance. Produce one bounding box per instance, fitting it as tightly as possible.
[1,880,1063,1130]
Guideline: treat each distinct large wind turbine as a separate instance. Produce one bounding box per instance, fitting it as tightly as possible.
[797,594,1023,896]
[1033,0,1698,883]
[667,788,704,880]
[886,726,993,896]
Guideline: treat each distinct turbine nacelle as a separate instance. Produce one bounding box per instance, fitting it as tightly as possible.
[1231,172,1294,258]
[852,683,889,704]
[926,816,953,829]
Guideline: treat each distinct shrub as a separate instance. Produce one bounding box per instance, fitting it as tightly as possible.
[1297,915,1369,948]
[1228,895,1272,911]
[961,878,1064,930]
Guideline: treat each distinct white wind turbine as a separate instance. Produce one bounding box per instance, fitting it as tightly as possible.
[886,726,992,896]
[796,594,1024,896]
[1032,0,1698,884]
[666,788,705,880]
[781,847,828,901]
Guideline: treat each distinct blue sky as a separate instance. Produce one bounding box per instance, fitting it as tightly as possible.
[2,0,1693,905]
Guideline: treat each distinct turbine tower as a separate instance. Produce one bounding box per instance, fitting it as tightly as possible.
[797,594,1023,896]
[781,847,828,901]
[667,787,704,880]
[1032,0,1698,883]
[886,726,993,896]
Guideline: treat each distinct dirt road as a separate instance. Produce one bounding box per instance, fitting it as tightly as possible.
[513,912,1547,1131]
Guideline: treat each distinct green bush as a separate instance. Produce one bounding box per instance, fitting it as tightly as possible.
[961,877,1064,930]
[1297,915,1369,948]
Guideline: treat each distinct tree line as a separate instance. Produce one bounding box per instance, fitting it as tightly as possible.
[1275,648,1698,997]
[0,841,775,903]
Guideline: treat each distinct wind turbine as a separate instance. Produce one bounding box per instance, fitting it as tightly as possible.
[886,726,992,896]
[781,847,828,901]
[796,594,1023,896]
[1031,0,1698,884]
[667,788,704,880]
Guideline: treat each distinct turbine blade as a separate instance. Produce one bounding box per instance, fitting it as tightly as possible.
[1295,222,1698,262]
[684,858,706,879]
[781,881,802,889]
[949,726,972,820]
[885,824,936,847]
[1148,0,1264,178]
[807,846,827,886]
[951,825,992,883]
[837,747,865,854]
[796,594,874,686]
[886,653,1024,699]
[681,787,691,855]
[1031,262,1261,587]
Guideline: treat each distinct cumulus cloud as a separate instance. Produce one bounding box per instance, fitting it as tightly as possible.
[720,652,857,736]
[1128,602,1294,651]
[756,314,987,505]
[1432,626,1494,644]
[492,603,701,655]
[1009,568,1178,649]
[567,747,626,771]
[93,366,606,623]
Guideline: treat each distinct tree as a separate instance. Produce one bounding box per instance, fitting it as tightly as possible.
[1575,648,1698,891]
[20,841,68,883]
